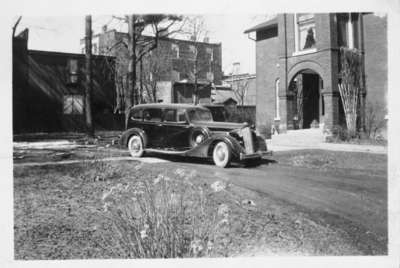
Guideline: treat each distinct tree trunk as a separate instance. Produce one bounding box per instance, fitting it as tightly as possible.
[193,78,198,105]
[126,15,137,129]
[85,15,94,137]
[139,58,143,104]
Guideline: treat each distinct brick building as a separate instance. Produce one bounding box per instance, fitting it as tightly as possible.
[13,29,119,133]
[245,13,387,133]
[80,28,223,108]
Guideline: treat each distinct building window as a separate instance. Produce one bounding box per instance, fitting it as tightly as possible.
[275,79,280,120]
[92,43,98,54]
[172,70,180,81]
[63,95,83,114]
[294,13,316,52]
[67,59,79,84]
[206,71,214,82]
[189,45,197,60]
[171,43,180,58]
[206,47,213,61]
[337,13,359,49]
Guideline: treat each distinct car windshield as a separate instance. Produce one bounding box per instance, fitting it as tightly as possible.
[187,108,213,122]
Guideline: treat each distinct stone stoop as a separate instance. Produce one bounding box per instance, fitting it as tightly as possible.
[270,128,326,147]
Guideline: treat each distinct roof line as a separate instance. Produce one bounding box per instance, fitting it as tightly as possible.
[244,17,278,34]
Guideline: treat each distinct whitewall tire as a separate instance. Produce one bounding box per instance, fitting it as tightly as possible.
[128,135,144,158]
[212,141,231,168]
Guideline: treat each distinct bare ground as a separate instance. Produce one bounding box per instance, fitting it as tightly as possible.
[13,134,388,258]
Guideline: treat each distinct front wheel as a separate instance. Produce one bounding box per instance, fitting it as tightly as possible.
[212,141,232,168]
[128,135,144,158]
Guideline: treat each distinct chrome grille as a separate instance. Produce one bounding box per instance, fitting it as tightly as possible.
[240,127,255,154]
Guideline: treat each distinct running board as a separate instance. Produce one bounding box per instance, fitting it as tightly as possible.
[145,148,189,155]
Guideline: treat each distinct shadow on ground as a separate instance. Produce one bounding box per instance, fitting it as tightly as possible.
[143,152,277,168]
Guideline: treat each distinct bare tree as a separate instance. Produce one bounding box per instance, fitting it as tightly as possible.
[180,16,212,104]
[105,15,183,128]
[140,47,172,103]
[231,76,249,106]
[338,47,363,136]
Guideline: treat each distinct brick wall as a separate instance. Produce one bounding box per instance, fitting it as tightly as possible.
[255,14,343,132]
[363,14,387,110]
[96,30,223,103]
[255,30,279,131]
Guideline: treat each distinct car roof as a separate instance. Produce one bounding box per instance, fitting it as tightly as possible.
[131,103,209,110]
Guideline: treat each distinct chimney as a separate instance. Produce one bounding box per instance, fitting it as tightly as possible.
[232,62,240,75]
[203,37,209,43]
[102,25,107,33]
[190,35,196,41]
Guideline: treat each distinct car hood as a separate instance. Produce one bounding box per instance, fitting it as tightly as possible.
[191,121,248,131]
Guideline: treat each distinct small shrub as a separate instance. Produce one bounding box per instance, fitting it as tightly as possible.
[365,101,387,140]
[329,125,354,142]
[100,169,231,258]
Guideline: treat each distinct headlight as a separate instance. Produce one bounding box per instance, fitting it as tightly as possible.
[195,135,204,144]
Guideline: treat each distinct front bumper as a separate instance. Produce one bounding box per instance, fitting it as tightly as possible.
[239,150,272,160]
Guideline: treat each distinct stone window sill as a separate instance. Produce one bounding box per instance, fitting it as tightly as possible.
[292,48,317,57]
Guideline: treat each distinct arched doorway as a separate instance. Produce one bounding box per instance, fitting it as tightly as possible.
[288,69,323,129]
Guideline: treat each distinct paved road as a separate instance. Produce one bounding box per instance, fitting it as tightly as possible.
[156,157,387,244]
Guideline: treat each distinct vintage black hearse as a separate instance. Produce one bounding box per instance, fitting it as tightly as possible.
[120,103,269,167]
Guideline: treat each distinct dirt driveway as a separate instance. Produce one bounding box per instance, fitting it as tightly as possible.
[158,158,387,253]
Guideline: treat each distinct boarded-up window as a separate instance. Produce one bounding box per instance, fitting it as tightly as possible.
[63,95,83,114]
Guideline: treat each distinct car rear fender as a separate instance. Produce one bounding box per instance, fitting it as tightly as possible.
[120,128,148,148]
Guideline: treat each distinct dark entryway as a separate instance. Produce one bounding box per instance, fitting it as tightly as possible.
[289,70,323,129]
[302,73,320,128]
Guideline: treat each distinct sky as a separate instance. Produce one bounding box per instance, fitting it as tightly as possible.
[15,14,275,75]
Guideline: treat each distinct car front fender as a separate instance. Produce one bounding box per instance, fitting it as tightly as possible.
[120,128,148,148]
[209,133,245,157]
[185,133,245,159]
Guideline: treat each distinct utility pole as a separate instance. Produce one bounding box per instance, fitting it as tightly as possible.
[85,15,94,136]
[128,15,137,107]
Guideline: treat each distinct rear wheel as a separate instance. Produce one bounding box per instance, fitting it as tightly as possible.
[212,141,231,168]
[128,135,144,158]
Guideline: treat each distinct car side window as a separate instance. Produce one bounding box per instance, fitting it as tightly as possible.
[177,109,187,123]
[131,108,143,121]
[163,109,177,122]
[143,108,162,122]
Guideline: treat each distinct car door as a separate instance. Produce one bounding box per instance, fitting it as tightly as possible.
[141,108,165,148]
[163,108,192,150]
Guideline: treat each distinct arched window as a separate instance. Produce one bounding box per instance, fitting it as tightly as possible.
[275,79,280,120]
